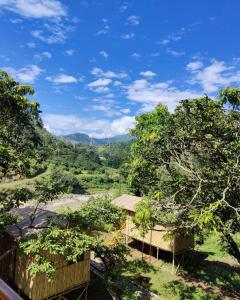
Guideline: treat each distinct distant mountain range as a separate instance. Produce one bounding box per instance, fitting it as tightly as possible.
[60,132,132,145]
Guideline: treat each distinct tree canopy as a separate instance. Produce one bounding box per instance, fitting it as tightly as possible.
[128,87,240,262]
[0,70,43,178]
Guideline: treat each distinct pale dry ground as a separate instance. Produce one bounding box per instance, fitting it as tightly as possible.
[43,194,95,211]
[18,192,105,213]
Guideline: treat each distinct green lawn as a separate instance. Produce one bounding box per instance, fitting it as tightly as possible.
[0,170,49,190]
[124,234,240,300]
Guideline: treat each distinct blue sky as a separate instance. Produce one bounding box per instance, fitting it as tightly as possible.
[1,0,240,137]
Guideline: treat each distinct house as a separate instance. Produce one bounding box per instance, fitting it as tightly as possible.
[112,194,194,269]
[0,207,90,300]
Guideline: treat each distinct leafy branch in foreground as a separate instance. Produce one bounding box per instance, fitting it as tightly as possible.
[20,228,98,279]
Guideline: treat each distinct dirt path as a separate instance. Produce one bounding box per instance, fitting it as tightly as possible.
[42,194,96,211]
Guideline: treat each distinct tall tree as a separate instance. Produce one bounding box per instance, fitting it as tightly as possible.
[128,88,240,262]
[0,70,44,234]
[0,70,42,178]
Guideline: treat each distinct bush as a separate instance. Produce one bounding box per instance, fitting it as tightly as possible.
[48,167,86,194]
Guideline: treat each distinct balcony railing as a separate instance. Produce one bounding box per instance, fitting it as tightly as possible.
[0,279,23,300]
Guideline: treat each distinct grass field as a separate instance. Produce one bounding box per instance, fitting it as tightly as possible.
[0,171,49,190]
[123,234,240,300]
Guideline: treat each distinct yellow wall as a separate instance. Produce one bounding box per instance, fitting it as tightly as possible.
[124,215,193,253]
[13,251,90,300]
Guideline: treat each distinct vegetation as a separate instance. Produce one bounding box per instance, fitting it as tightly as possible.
[99,142,131,169]
[61,132,132,146]
[0,70,43,178]
[1,69,239,299]
[128,87,240,262]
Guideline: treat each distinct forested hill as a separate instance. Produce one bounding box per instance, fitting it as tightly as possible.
[60,132,132,145]
[39,129,102,172]
[29,128,131,174]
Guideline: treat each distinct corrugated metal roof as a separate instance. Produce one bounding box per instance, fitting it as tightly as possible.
[112,194,141,212]
[6,207,60,239]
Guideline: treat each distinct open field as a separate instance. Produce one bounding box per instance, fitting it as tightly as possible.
[122,234,240,300]
[0,171,50,190]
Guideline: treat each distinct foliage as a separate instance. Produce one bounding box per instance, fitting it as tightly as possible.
[0,187,32,235]
[0,70,43,178]
[59,196,126,232]
[20,227,98,279]
[43,130,102,171]
[48,165,86,194]
[128,88,240,262]
[99,142,132,169]
[19,196,126,279]
[78,172,119,190]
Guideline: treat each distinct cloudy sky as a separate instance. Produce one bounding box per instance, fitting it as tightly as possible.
[1,0,240,137]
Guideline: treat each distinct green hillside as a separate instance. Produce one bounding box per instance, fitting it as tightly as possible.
[60,132,132,145]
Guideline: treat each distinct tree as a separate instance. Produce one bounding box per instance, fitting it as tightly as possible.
[0,70,42,178]
[128,88,240,262]
[0,70,45,235]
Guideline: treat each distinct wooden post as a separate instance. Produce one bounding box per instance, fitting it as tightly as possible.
[125,217,129,245]
[172,253,175,273]
[84,284,88,300]
[149,229,153,263]
[141,241,144,260]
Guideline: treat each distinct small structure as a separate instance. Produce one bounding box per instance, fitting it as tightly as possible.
[113,195,194,270]
[0,207,90,300]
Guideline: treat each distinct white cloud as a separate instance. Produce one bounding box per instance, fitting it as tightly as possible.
[91,67,127,79]
[127,15,140,26]
[31,23,67,44]
[131,52,141,59]
[114,81,123,87]
[158,34,182,45]
[46,74,78,84]
[94,86,110,93]
[3,64,43,83]
[97,28,109,35]
[187,60,240,93]
[119,4,128,12]
[43,114,135,138]
[34,51,52,60]
[140,71,156,78]
[9,18,22,23]
[186,61,203,71]
[26,42,36,48]
[121,33,135,39]
[86,104,121,117]
[65,49,74,56]
[75,95,87,100]
[99,50,109,59]
[166,48,185,56]
[0,0,66,19]
[120,108,130,114]
[0,55,10,62]
[159,39,170,45]
[32,29,63,44]
[96,19,109,35]
[88,78,112,88]
[105,93,114,98]
[110,116,135,136]
[126,79,202,112]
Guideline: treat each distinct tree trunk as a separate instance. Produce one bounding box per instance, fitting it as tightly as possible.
[223,233,240,263]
